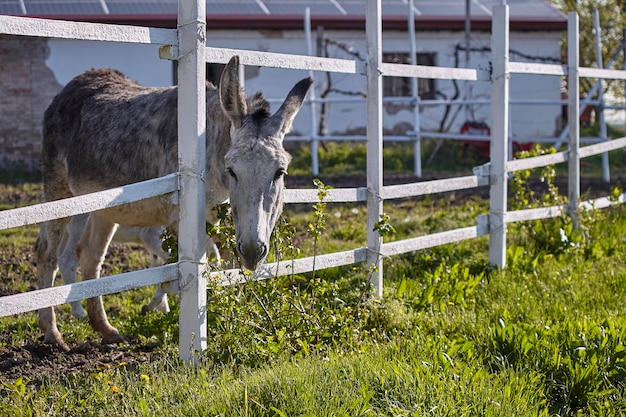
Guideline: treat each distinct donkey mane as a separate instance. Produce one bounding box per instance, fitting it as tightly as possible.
[247,92,271,123]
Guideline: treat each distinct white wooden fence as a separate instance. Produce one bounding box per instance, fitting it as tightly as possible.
[0,2,625,361]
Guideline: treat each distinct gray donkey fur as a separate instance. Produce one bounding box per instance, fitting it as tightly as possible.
[35,56,312,350]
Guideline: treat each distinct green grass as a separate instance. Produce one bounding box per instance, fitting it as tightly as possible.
[288,138,489,177]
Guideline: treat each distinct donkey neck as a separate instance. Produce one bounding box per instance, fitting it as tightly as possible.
[204,88,232,207]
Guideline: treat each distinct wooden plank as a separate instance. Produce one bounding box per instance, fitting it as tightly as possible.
[0,174,178,230]
[0,15,177,45]
[506,151,569,173]
[424,131,490,141]
[207,47,362,74]
[380,62,486,81]
[509,62,567,76]
[579,136,626,158]
[580,193,626,210]
[505,205,566,223]
[579,67,626,80]
[168,46,365,74]
[214,248,368,286]
[284,187,367,204]
[380,225,489,257]
[0,264,178,317]
[381,175,484,200]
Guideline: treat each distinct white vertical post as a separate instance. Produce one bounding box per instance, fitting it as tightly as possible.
[593,9,610,183]
[568,12,580,226]
[304,8,320,176]
[488,4,509,268]
[623,29,626,134]
[408,0,422,177]
[177,0,207,363]
[366,0,384,298]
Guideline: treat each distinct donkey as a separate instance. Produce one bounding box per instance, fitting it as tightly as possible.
[35,56,312,350]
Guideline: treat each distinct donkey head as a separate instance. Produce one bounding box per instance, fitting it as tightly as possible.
[220,56,312,271]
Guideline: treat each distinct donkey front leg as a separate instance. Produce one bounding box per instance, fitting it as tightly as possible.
[76,215,124,345]
[35,217,72,351]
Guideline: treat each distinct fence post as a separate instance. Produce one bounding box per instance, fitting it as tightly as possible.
[568,12,580,225]
[488,4,509,268]
[408,0,422,177]
[304,7,320,176]
[593,9,610,183]
[366,0,384,298]
[177,0,207,363]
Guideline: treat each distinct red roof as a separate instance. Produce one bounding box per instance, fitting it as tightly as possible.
[2,1,568,32]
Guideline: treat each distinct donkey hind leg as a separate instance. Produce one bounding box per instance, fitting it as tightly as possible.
[138,227,171,314]
[35,217,72,350]
[76,215,124,345]
[57,214,90,319]
[206,235,221,266]
[142,285,169,314]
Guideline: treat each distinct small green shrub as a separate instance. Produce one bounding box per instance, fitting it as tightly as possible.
[508,145,612,261]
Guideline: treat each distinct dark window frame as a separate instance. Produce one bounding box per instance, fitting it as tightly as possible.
[383,52,436,99]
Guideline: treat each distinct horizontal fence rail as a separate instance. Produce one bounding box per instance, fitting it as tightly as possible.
[0,264,178,317]
[216,248,368,286]
[160,45,364,74]
[0,174,178,230]
[380,62,489,81]
[508,62,567,76]
[0,15,176,44]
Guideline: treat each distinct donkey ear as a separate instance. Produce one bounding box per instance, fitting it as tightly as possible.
[271,77,313,138]
[220,56,247,128]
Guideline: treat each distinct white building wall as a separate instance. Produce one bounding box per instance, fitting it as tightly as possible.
[46,39,173,87]
[44,28,563,142]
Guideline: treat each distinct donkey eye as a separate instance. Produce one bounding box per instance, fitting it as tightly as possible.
[227,168,238,181]
[273,169,286,181]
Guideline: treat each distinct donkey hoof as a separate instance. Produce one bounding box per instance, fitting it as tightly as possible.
[154,299,170,314]
[43,330,70,352]
[72,309,87,320]
[101,331,125,346]
[70,301,86,319]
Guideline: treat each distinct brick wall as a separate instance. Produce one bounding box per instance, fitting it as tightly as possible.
[0,35,62,172]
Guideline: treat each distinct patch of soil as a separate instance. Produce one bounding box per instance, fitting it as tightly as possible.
[0,340,157,386]
[0,242,156,386]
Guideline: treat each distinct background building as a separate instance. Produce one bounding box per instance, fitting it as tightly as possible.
[0,0,566,171]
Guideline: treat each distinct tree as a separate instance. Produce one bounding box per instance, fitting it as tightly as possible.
[550,0,625,97]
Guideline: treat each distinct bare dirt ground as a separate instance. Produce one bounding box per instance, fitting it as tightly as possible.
[0,173,622,385]
[0,241,160,386]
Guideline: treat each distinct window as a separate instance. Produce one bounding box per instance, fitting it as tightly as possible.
[206,63,226,86]
[172,62,226,86]
[383,52,436,99]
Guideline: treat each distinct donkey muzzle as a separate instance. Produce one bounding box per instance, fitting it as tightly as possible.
[237,240,268,271]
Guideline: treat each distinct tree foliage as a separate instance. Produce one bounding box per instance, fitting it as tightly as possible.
[550,0,626,97]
